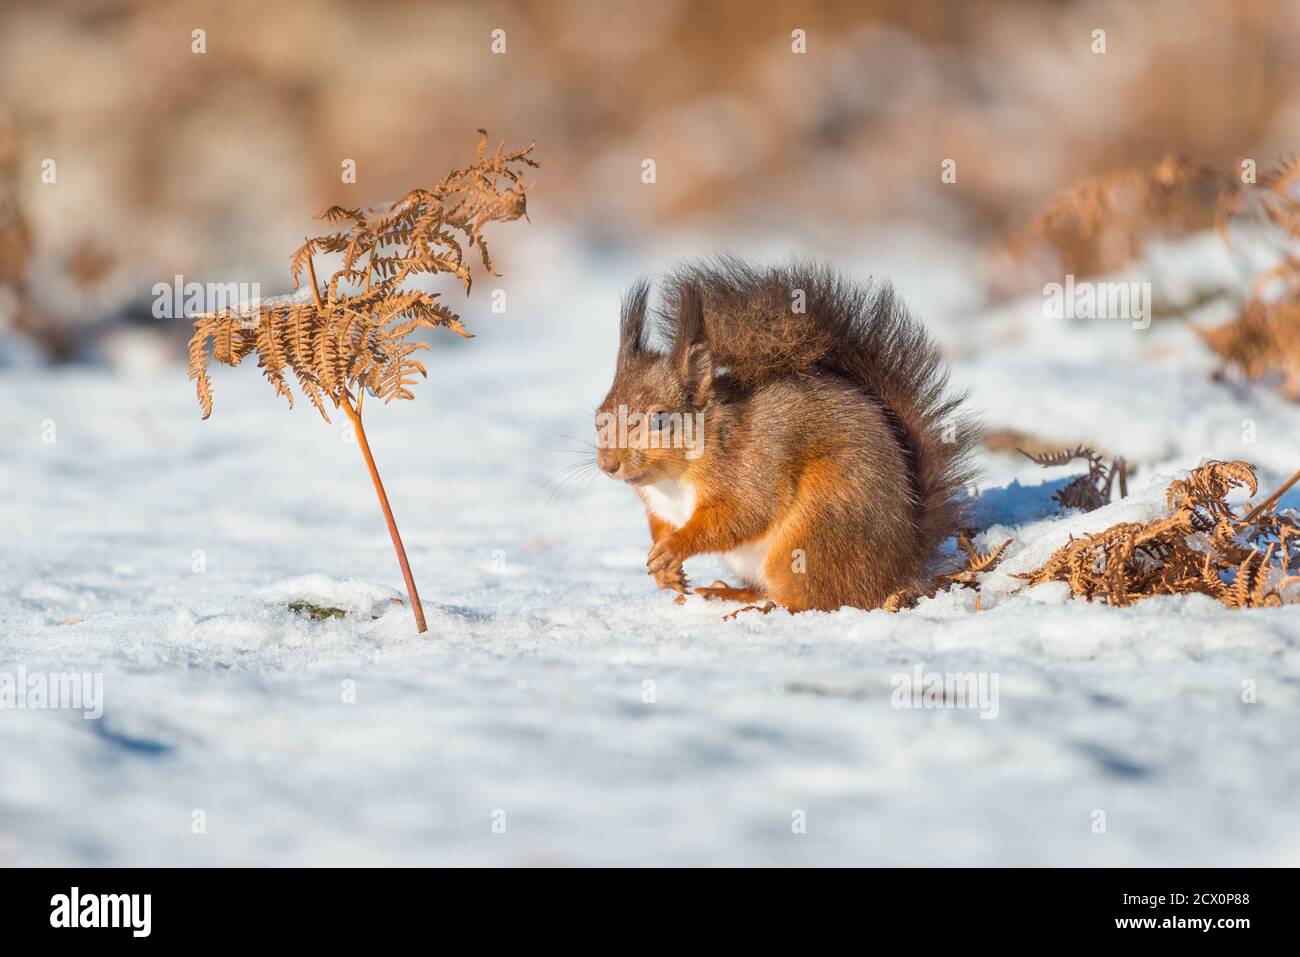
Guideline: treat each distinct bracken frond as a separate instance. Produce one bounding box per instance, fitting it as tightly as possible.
[996,154,1236,288]
[188,318,215,419]
[188,131,539,422]
[1204,157,1300,402]
[1021,445,1128,514]
[1014,460,1299,609]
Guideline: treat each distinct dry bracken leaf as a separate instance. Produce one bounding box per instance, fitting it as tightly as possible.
[1014,460,1299,608]
[1021,445,1128,514]
[188,131,538,420]
[1202,158,1300,401]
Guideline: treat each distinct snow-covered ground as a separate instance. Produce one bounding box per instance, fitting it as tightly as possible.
[2,229,1299,865]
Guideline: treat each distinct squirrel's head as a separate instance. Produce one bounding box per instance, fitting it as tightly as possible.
[595,281,712,485]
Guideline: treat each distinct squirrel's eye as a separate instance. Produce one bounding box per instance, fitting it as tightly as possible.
[649,410,672,430]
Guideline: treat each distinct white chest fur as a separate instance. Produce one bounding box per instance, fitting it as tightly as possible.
[722,535,772,587]
[640,478,696,527]
[640,478,771,587]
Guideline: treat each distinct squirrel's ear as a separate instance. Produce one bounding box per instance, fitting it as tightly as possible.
[680,342,713,409]
[617,279,650,367]
[674,285,713,407]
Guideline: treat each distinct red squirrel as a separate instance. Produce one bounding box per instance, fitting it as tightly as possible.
[594,258,978,612]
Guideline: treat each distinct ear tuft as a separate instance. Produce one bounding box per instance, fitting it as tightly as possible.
[675,283,705,346]
[618,279,651,367]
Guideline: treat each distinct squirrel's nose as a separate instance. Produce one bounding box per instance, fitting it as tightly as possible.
[597,448,622,475]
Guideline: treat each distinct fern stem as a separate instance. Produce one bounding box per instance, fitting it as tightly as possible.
[364,239,378,294]
[305,247,324,309]
[1243,466,1300,524]
[341,398,428,634]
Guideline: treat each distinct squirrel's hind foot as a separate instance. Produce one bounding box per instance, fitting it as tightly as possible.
[698,582,789,618]
[697,580,765,604]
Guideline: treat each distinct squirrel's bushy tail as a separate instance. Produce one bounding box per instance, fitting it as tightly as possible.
[660,256,979,572]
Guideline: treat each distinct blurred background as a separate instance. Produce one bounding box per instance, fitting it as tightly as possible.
[3,0,1300,364]
[5,0,1300,869]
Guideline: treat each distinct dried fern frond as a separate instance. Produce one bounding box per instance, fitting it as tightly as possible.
[1020,445,1128,514]
[189,131,538,420]
[939,531,1012,589]
[1166,458,1256,523]
[885,529,1012,612]
[997,154,1237,287]
[1205,157,1300,401]
[1015,460,1300,608]
[187,130,541,635]
[1020,445,1095,469]
[1200,298,1300,401]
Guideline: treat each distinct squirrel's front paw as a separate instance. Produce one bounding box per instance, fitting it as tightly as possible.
[652,562,690,594]
[647,537,690,593]
[647,536,686,575]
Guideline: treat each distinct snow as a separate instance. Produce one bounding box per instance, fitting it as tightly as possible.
[2,228,1299,865]
[254,575,405,618]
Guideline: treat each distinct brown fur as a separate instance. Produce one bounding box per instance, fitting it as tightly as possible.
[595,257,979,612]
